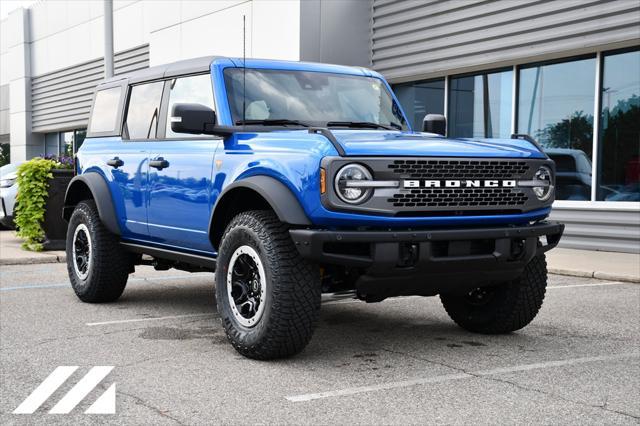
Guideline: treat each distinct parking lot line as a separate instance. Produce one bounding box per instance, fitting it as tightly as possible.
[86,313,215,326]
[285,352,639,402]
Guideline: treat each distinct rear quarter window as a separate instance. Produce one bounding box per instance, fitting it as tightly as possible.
[88,87,123,134]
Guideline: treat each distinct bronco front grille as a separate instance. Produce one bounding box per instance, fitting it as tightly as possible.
[385,159,531,211]
[388,159,530,180]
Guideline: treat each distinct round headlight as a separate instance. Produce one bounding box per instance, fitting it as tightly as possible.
[334,164,373,204]
[533,166,553,201]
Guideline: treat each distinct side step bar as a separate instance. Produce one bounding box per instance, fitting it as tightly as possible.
[120,242,217,271]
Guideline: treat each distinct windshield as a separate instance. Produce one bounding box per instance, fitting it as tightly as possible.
[224,68,408,130]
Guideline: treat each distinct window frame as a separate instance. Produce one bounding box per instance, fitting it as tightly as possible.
[121,79,167,142]
[446,66,514,139]
[86,81,127,138]
[157,72,219,141]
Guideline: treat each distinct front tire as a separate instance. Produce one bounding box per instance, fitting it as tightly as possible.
[216,210,321,360]
[66,200,129,303]
[440,254,548,334]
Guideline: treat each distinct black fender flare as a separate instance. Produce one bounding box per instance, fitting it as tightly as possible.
[209,175,311,242]
[63,173,121,235]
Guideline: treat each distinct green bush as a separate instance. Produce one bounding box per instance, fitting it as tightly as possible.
[15,158,63,251]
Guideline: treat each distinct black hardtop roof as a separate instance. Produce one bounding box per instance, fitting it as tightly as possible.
[99,56,220,87]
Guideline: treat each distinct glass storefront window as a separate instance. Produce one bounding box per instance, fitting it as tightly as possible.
[43,129,87,157]
[61,131,74,157]
[44,133,59,156]
[393,79,444,131]
[448,69,513,139]
[518,57,596,200]
[597,49,640,202]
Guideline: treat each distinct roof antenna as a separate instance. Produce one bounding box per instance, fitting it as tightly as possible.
[242,14,246,129]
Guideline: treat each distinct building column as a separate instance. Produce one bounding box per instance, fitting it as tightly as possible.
[7,7,41,163]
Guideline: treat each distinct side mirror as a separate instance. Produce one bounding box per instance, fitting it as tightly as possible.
[422,114,446,136]
[170,103,216,134]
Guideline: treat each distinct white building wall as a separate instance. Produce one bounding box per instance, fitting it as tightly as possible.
[148,0,300,66]
[25,0,300,78]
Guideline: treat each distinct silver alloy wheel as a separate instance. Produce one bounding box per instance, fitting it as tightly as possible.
[72,223,92,280]
[226,245,267,327]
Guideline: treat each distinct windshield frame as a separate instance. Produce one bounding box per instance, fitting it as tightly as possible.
[221,67,411,131]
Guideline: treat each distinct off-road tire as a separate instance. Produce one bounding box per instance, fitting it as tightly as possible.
[216,210,321,360]
[66,200,129,303]
[440,254,547,334]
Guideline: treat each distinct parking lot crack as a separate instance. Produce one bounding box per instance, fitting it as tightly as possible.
[118,389,187,425]
[380,347,469,374]
[473,374,640,421]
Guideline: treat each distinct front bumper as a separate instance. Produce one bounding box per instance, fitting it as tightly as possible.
[290,221,564,296]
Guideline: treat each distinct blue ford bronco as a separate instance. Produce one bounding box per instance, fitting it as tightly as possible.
[63,56,564,359]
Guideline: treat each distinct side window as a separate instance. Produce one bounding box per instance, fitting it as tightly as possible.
[165,74,215,138]
[88,86,122,134]
[124,81,164,140]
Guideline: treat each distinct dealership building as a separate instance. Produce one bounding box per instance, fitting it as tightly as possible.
[1,0,639,252]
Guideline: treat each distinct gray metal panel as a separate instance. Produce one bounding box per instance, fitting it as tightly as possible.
[300,0,372,67]
[550,207,640,253]
[372,0,640,82]
[31,45,149,133]
[0,83,9,136]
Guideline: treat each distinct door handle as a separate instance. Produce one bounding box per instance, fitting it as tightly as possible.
[107,157,124,168]
[149,157,169,170]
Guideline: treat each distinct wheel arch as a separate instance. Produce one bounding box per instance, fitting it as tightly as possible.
[209,175,311,251]
[63,173,121,235]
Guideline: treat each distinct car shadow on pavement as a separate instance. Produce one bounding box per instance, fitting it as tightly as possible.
[114,279,216,312]
[102,280,545,362]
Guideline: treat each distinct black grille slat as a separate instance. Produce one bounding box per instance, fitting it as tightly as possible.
[388,187,527,208]
[389,159,529,179]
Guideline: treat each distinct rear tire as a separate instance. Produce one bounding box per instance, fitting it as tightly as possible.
[66,200,129,303]
[216,210,321,359]
[440,254,547,334]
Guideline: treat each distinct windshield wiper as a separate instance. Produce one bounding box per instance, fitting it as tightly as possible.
[326,121,401,130]
[235,119,311,127]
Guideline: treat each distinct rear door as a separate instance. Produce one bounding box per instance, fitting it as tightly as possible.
[146,74,220,253]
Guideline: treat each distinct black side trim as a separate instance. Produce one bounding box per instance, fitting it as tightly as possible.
[120,242,216,270]
[210,175,311,230]
[308,127,345,156]
[63,173,121,235]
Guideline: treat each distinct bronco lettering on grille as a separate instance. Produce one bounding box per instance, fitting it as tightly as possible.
[403,180,517,188]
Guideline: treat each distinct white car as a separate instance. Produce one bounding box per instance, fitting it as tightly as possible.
[0,162,21,229]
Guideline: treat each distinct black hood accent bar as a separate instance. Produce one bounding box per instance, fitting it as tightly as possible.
[309,127,346,156]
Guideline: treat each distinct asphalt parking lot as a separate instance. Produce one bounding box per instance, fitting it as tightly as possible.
[0,262,638,425]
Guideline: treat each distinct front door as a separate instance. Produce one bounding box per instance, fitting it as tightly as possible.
[146,74,220,253]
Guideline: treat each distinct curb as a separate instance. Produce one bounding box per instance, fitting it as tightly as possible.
[549,268,639,284]
[0,253,66,266]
